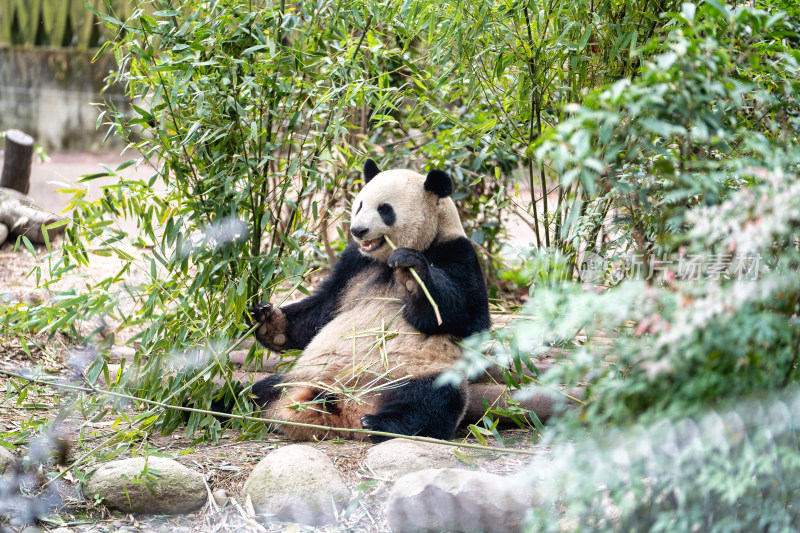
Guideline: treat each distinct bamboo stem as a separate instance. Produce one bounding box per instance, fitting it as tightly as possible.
[384,236,443,325]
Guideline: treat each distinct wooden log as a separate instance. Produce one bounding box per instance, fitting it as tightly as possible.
[469,347,571,383]
[0,187,66,244]
[465,383,584,426]
[1,130,34,195]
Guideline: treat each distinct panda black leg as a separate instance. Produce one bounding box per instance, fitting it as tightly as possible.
[206,382,243,416]
[201,374,284,422]
[249,374,285,407]
[311,389,342,415]
[360,375,465,443]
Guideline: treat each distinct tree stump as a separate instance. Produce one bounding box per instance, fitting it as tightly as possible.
[1,130,34,195]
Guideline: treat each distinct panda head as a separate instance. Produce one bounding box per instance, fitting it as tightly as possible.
[349,159,466,261]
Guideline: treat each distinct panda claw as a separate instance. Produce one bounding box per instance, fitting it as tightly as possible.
[248,302,273,324]
[362,415,393,443]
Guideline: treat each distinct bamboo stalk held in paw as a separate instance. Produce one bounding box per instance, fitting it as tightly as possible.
[384,236,443,326]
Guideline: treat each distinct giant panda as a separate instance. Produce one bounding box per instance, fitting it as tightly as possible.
[224,159,490,442]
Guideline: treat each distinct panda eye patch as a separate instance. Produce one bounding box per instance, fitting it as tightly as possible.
[378,203,396,226]
[355,201,362,215]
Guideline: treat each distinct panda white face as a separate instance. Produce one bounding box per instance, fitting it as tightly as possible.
[350,169,438,261]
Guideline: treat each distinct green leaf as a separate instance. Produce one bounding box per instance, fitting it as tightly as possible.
[241,44,268,55]
[578,25,592,51]
[78,172,113,182]
[21,236,36,258]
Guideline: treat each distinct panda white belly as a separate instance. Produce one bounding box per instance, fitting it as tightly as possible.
[289,267,461,386]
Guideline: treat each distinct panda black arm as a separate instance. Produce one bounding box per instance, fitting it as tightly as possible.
[388,237,490,338]
[253,242,373,351]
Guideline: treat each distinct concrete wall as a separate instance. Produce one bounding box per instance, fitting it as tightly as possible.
[0,47,129,152]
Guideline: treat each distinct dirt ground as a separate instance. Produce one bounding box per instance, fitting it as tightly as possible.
[0,370,537,532]
[0,264,540,532]
[0,153,544,532]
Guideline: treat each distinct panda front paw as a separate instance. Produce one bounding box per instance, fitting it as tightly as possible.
[388,248,430,291]
[360,414,392,443]
[246,301,289,352]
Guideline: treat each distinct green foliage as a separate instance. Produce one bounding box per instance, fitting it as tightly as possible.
[758,0,800,18]
[2,4,799,529]
[1,0,418,440]
[389,0,681,262]
[536,1,800,261]
[3,0,685,440]
[455,2,800,529]
[524,391,800,531]
[95,0,409,435]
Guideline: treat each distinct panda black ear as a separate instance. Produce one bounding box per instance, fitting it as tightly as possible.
[363,159,381,183]
[424,169,453,198]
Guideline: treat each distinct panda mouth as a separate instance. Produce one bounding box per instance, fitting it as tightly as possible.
[359,237,385,252]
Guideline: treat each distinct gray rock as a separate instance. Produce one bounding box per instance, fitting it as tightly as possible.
[0,445,15,475]
[83,457,207,514]
[68,346,99,376]
[386,468,540,533]
[242,444,350,525]
[108,346,136,360]
[227,349,250,366]
[95,364,121,387]
[212,488,228,507]
[366,438,462,479]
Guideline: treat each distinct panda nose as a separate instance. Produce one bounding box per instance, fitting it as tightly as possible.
[351,226,369,239]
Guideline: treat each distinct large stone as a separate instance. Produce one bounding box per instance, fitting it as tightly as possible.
[242,444,350,526]
[386,468,540,533]
[366,439,462,479]
[108,346,136,360]
[82,457,206,514]
[0,446,15,475]
[94,364,120,387]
